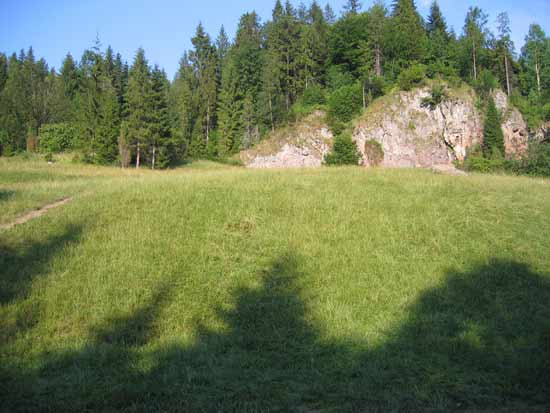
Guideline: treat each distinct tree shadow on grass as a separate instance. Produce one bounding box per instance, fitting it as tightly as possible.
[0,224,84,305]
[0,189,15,203]
[2,256,550,412]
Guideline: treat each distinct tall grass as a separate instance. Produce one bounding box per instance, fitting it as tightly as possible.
[1,158,549,411]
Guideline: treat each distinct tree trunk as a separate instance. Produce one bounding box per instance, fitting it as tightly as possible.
[472,40,477,81]
[268,92,275,133]
[136,141,140,169]
[535,60,541,95]
[505,54,511,95]
[152,145,156,170]
[375,45,382,77]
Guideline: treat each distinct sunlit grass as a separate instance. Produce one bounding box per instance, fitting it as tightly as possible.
[1,158,549,411]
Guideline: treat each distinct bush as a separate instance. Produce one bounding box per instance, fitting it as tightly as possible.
[301,84,326,107]
[44,152,55,163]
[324,133,361,166]
[39,123,77,153]
[327,66,355,91]
[474,70,498,98]
[421,84,448,110]
[520,142,550,177]
[327,83,363,126]
[397,64,427,91]
[364,140,384,166]
[427,61,459,80]
[483,97,505,157]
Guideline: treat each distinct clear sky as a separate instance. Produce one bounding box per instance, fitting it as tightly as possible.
[1,0,549,80]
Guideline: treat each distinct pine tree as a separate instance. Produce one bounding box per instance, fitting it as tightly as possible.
[324,3,336,24]
[343,0,361,16]
[0,53,8,92]
[188,23,218,157]
[426,1,447,37]
[126,48,152,168]
[149,66,172,168]
[461,7,489,81]
[216,26,231,64]
[483,96,505,157]
[521,24,547,96]
[60,53,80,101]
[387,0,428,68]
[494,12,514,95]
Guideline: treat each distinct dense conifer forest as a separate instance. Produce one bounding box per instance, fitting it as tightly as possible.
[0,0,549,169]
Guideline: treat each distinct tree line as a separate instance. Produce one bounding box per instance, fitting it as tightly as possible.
[0,0,549,168]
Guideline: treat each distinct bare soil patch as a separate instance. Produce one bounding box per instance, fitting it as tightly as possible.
[0,197,72,231]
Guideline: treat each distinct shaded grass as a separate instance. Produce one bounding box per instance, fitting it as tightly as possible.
[1,159,549,411]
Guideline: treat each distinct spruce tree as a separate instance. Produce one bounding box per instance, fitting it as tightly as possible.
[483,96,505,157]
[0,53,8,92]
[60,53,80,101]
[343,0,361,16]
[521,24,546,97]
[126,48,152,168]
[461,7,489,81]
[149,66,172,168]
[388,0,428,67]
[188,23,218,157]
[494,12,514,95]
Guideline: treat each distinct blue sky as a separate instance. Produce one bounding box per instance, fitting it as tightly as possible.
[1,0,549,79]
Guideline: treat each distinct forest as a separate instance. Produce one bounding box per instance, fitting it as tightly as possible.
[0,0,549,170]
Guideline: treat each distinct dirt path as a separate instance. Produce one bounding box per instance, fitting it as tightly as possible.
[0,197,73,231]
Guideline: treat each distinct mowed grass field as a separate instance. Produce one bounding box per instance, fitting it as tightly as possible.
[1,156,550,412]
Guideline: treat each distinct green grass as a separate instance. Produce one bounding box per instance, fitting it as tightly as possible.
[1,156,550,412]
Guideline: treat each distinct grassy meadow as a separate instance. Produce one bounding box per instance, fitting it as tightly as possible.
[1,156,550,412]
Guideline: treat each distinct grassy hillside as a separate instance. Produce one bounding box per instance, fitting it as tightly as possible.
[1,157,550,412]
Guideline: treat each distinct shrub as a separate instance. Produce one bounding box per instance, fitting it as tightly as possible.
[44,152,55,163]
[301,84,326,107]
[483,97,505,158]
[327,66,355,91]
[327,83,363,125]
[463,155,506,173]
[427,61,459,80]
[397,64,427,91]
[364,140,384,166]
[325,133,361,166]
[39,123,77,153]
[421,84,448,110]
[521,142,550,177]
[474,70,498,98]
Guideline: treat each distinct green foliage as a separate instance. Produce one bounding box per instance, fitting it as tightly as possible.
[364,139,384,166]
[327,83,363,125]
[483,97,505,157]
[301,84,326,107]
[324,132,361,165]
[44,151,55,163]
[474,69,499,97]
[397,64,427,91]
[520,142,550,176]
[38,123,77,153]
[421,84,448,110]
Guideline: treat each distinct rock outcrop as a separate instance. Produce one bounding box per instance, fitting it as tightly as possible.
[241,84,532,170]
[241,111,333,168]
[353,85,483,168]
[353,84,530,168]
[493,89,529,157]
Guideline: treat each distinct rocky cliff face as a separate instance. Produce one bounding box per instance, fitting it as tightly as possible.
[353,86,482,168]
[493,89,529,157]
[241,111,333,168]
[353,85,530,168]
[241,85,532,170]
